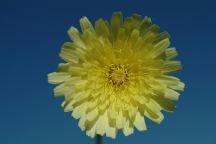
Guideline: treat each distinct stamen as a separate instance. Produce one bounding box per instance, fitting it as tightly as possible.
[106,64,129,86]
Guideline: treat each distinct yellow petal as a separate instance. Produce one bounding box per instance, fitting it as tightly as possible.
[153,32,170,44]
[164,88,180,101]
[67,27,85,47]
[131,14,143,29]
[74,80,88,91]
[48,72,70,84]
[111,12,123,39]
[116,111,126,129]
[95,111,108,136]
[54,83,72,96]
[86,124,96,138]
[152,96,176,112]
[95,18,110,37]
[170,81,185,91]
[68,66,86,76]
[78,114,87,131]
[157,75,185,91]
[133,112,147,131]
[72,102,88,119]
[60,42,79,63]
[57,63,70,72]
[128,29,140,45]
[86,108,99,121]
[151,38,170,58]
[163,61,182,74]
[140,16,152,33]
[165,47,178,60]
[62,99,74,112]
[105,127,117,139]
[144,106,164,124]
[80,16,94,32]
[123,120,134,136]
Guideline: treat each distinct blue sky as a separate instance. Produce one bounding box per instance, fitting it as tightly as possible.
[1,0,216,144]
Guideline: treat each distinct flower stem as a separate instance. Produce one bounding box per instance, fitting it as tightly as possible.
[96,135,102,144]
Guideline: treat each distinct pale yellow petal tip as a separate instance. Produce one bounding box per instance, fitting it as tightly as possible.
[47,72,57,84]
[48,72,71,85]
[48,12,185,139]
[134,113,147,131]
[157,114,165,124]
[150,113,164,124]
[80,16,94,32]
[112,11,123,18]
[143,16,152,23]
[180,82,185,91]
[123,127,134,136]
[67,26,79,38]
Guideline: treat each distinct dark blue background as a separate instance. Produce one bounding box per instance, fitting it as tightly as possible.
[1,0,215,144]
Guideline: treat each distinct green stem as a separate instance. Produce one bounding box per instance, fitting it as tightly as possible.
[96,135,102,144]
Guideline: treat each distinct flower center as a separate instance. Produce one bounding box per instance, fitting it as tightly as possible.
[107,64,129,86]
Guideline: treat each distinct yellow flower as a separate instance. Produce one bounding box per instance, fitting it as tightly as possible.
[48,12,184,139]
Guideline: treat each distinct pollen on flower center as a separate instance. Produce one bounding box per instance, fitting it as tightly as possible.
[106,64,129,86]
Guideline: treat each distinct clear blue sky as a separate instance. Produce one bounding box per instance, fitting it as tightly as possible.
[1,0,216,144]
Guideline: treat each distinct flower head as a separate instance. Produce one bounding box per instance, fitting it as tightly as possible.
[48,12,184,138]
